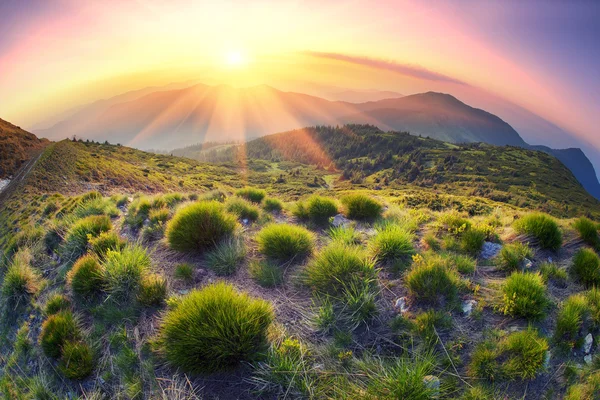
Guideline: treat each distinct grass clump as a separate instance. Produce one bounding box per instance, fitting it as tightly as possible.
[539,262,567,285]
[328,225,361,246]
[497,242,534,272]
[45,293,71,315]
[514,212,562,251]
[470,328,548,381]
[158,282,273,373]
[88,231,125,260]
[102,245,151,301]
[501,272,549,320]
[59,341,94,379]
[369,224,415,271]
[1,251,41,306]
[63,215,112,259]
[249,260,283,287]
[460,227,486,255]
[67,254,104,297]
[205,237,247,276]
[226,197,260,222]
[263,197,283,213]
[340,194,383,220]
[236,187,266,203]
[554,294,590,348]
[166,201,237,252]
[294,196,338,225]
[405,255,461,305]
[571,248,600,287]
[174,263,194,282]
[256,224,314,261]
[39,311,81,358]
[137,273,167,306]
[574,217,599,248]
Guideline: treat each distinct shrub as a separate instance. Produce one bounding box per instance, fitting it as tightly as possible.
[226,197,260,222]
[63,215,112,259]
[235,187,266,203]
[514,213,562,251]
[39,311,81,358]
[174,263,194,281]
[138,274,167,306]
[59,341,94,379]
[102,245,150,301]
[502,272,549,319]
[571,248,600,287]
[263,198,283,213]
[256,224,314,261]
[554,294,590,347]
[1,253,41,305]
[369,225,414,270]
[205,237,247,276]
[249,260,284,287]
[67,255,104,297]
[45,293,71,315]
[497,242,534,272]
[88,231,125,260]
[159,282,273,373]
[294,196,338,225]
[341,194,383,220]
[165,201,237,252]
[574,217,599,248]
[405,256,461,305]
[304,243,376,296]
[460,228,486,255]
[328,225,361,246]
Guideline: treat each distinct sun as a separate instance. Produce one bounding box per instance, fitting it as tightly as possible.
[225,50,247,67]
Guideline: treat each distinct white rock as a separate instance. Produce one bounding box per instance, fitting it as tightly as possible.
[423,375,440,397]
[522,258,533,269]
[584,333,594,354]
[480,241,502,259]
[242,218,249,225]
[543,351,551,369]
[462,300,477,316]
[584,354,593,365]
[394,297,409,313]
[331,214,351,228]
[547,257,553,263]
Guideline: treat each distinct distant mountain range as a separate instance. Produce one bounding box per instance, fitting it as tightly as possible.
[33,83,600,199]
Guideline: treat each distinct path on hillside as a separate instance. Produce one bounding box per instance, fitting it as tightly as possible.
[0,148,45,205]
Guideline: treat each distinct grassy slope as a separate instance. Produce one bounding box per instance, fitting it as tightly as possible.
[0,118,49,179]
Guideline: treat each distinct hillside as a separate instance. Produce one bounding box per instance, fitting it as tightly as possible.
[1,136,600,399]
[0,118,48,179]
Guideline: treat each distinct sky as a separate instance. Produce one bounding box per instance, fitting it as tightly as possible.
[1,0,599,154]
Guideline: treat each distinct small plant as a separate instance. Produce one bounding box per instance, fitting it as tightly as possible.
[67,254,104,297]
[452,254,476,274]
[88,231,125,260]
[422,233,441,251]
[501,272,549,320]
[497,242,534,272]
[59,341,94,379]
[414,310,452,344]
[174,263,194,281]
[340,194,383,220]
[539,262,567,285]
[63,215,112,259]
[45,293,71,315]
[205,237,247,276]
[405,256,461,305]
[263,197,283,213]
[166,201,237,252]
[249,260,283,287]
[1,252,41,306]
[328,225,361,246]
[39,311,81,358]
[554,294,590,348]
[514,213,562,251]
[102,245,151,301]
[158,282,273,373]
[226,197,260,222]
[236,187,266,203]
[149,207,170,225]
[294,196,338,225]
[369,224,415,271]
[314,298,336,331]
[573,217,599,248]
[460,228,486,255]
[571,248,600,287]
[256,224,314,261]
[137,273,167,306]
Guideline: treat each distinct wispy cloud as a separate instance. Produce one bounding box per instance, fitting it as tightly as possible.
[304,51,468,86]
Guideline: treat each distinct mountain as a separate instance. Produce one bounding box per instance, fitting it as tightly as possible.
[323,89,404,103]
[0,118,49,179]
[33,84,600,199]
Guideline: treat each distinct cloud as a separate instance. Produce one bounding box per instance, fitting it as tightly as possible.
[304,51,468,86]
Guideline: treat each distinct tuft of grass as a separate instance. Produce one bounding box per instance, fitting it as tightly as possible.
[249,260,283,287]
[205,237,247,276]
[63,215,112,259]
[102,245,151,302]
[414,310,452,345]
[158,282,273,373]
[422,233,441,251]
[174,263,194,282]
[1,251,41,306]
[137,273,167,306]
[460,228,486,255]
[328,225,361,246]
[571,248,600,287]
[73,196,119,219]
[294,196,338,225]
[165,201,237,252]
[263,197,283,213]
[497,242,534,272]
[236,187,266,203]
[45,293,71,315]
[369,224,415,271]
[502,272,549,320]
[226,197,260,222]
[573,217,599,248]
[405,255,461,305]
[67,254,104,297]
[340,194,383,220]
[539,262,567,285]
[256,224,314,261]
[88,231,125,260]
[39,311,81,358]
[59,341,94,379]
[514,213,562,251]
[554,294,590,348]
